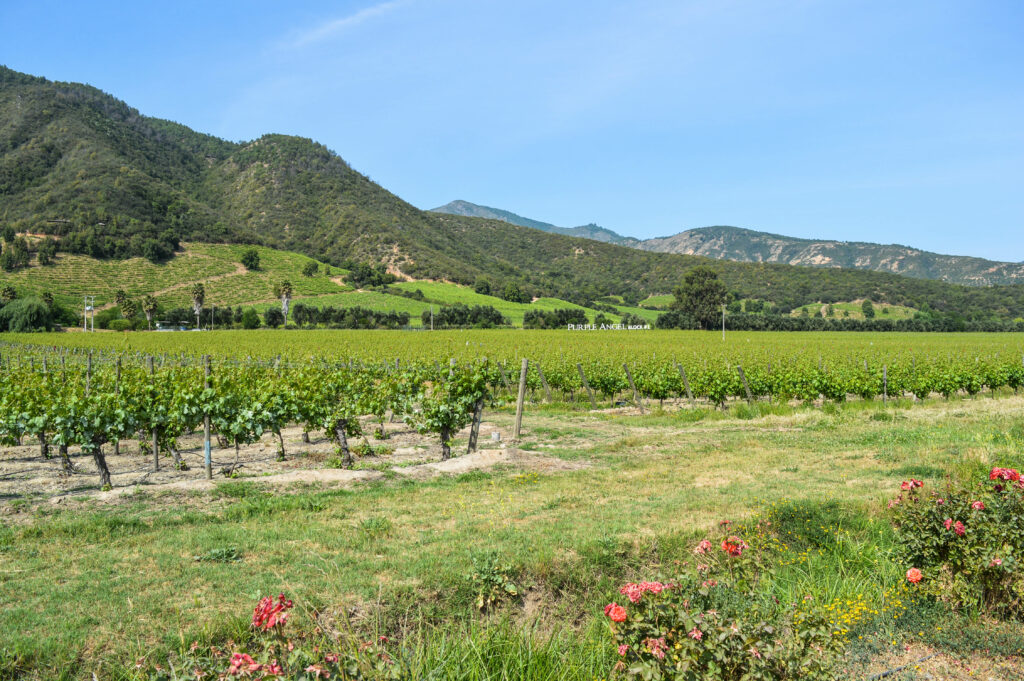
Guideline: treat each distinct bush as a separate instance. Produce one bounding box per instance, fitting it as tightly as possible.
[265,308,284,328]
[108,319,133,332]
[240,248,260,271]
[889,468,1024,618]
[0,298,52,332]
[241,308,261,329]
[604,531,844,679]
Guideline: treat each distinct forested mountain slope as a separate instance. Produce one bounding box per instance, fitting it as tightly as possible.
[3,65,1024,318]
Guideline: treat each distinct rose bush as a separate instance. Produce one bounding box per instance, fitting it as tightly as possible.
[889,468,1024,618]
[604,533,843,680]
[141,593,403,680]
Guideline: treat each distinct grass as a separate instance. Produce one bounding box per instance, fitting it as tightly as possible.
[389,280,626,325]
[3,395,1024,678]
[792,300,918,320]
[0,242,345,310]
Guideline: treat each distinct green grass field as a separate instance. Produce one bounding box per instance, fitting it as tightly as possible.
[3,394,1024,679]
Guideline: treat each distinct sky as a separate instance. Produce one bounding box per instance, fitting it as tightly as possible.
[2,0,1023,261]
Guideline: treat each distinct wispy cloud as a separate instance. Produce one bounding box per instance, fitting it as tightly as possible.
[284,0,408,49]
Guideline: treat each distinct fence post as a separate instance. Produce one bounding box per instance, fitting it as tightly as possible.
[467,399,484,454]
[114,358,121,456]
[497,362,514,395]
[737,365,753,403]
[536,363,553,403]
[513,358,529,440]
[577,363,598,409]
[204,355,213,480]
[676,363,695,406]
[883,365,888,405]
[623,363,644,413]
[148,356,159,471]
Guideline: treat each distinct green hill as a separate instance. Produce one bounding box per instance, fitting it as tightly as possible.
[3,65,1024,321]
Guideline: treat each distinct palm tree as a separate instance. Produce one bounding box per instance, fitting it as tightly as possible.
[142,295,158,331]
[274,280,293,325]
[191,283,205,329]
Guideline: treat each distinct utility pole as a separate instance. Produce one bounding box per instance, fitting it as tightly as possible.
[721,303,725,341]
[430,306,434,331]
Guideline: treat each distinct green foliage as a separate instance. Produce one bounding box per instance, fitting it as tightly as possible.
[502,281,528,303]
[241,307,261,329]
[672,266,727,329]
[467,551,521,611]
[889,468,1024,618]
[264,308,284,328]
[0,298,52,332]
[606,539,844,679]
[240,248,260,271]
[301,260,318,277]
[862,299,876,319]
[473,277,491,295]
[193,546,243,563]
[346,262,396,288]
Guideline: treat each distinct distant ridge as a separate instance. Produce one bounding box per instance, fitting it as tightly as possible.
[431,200,639,246]
[432,201,1024,287]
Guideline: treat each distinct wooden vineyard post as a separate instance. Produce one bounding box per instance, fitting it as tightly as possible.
[467,399,484,454]
[623,363,644,413]
[114,358,121,456]
[204,355,213,480]
[497,362,513,395]
[449,358,456,379]
[148,356,159,471]
[536,363,553,402]
[676,363,695,406]
[514,358,528,441]
[737,365,753,403]
[577,363,598,409]
[883,365,888,405]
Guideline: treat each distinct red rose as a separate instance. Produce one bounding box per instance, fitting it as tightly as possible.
[906,568,922,583]
[605,603,627,622]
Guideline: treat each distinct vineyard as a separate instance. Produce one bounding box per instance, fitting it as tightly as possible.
[3,331,1024,491]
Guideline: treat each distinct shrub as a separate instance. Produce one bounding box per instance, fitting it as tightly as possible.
[889,468,1024,618]
[108,318,133,332]
[139,593,399,679]
[0,298,52,332]
[265,308,284,328]
[240,248,260,271]
[604,531,844,679]
[241,307,261,329]
[467,551,520,611]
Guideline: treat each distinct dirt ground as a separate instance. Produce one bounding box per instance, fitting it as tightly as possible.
[0,413,555,506]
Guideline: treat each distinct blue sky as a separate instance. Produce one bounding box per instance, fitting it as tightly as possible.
[2,0,1023,260]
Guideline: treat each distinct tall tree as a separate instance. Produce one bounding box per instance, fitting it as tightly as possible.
[274,280,293,324]
[671,266,727,329]
[862,299,876,319]
[190,283,205,329]
[142,295,158,331]
[120,298,137,321]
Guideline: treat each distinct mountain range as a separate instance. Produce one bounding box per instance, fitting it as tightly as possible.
[3,65,1024,319]
[431,202,1024,287]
